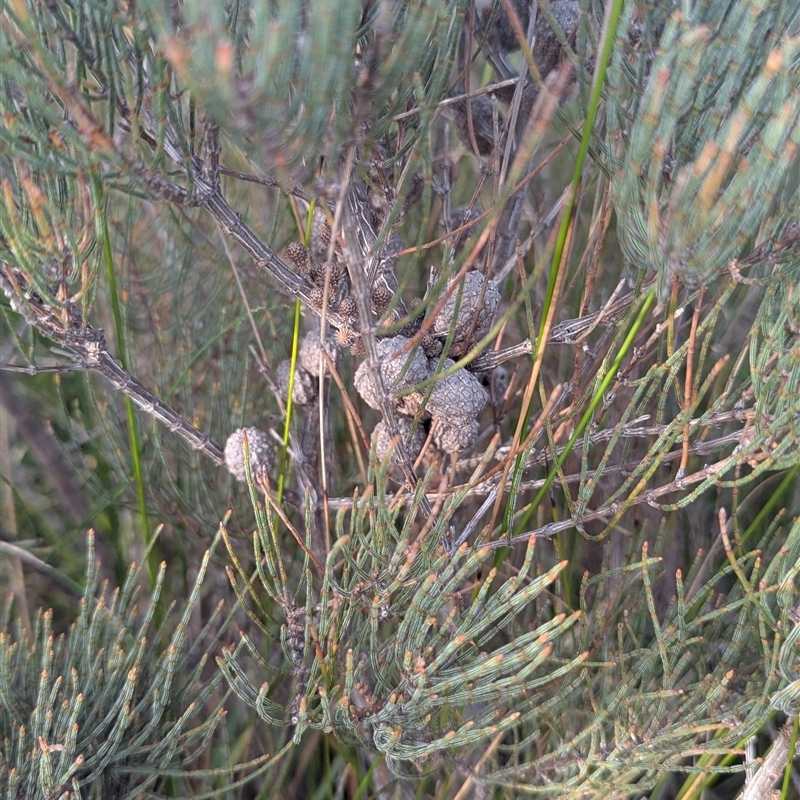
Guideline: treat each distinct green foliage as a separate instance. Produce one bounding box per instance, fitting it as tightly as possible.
[608,0,800,294]
[771,597,800,717]
[750,261,800,470]
[219,466,585,775]
[140,0,464,183]
[0,533,230,799]
[214,463,800,793]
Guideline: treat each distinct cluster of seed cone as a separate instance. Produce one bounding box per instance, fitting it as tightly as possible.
[281,220,502,461]
[354,271,501,462]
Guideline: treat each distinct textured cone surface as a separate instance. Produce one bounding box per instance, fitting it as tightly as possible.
[224,427,273,482]
[338,295,357,317]
[427,358,488,421]
[299,331,340,377]
[354,336,431,410]
[277,360,315,406]
[373,417,426,466]
[432,271,500,347]
[433,417,479,453]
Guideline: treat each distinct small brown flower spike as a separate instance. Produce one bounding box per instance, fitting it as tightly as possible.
[371,285,394,314]
[337,295,357,318]
[286,242,310,273]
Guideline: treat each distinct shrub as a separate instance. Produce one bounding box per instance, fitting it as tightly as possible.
[1,0,798,796]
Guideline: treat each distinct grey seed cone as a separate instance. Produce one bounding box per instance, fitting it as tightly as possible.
[224,427,273,482]
[277,360,316,406]
[433,417,480,453]
[427,358,488,421]
[433,271,501,349]
[299,331,340,378]
[478,0,579,72]
[354,336,431,410]
[373,416,427,466]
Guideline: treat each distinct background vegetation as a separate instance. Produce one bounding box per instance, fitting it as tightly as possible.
[1,0,799,797]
